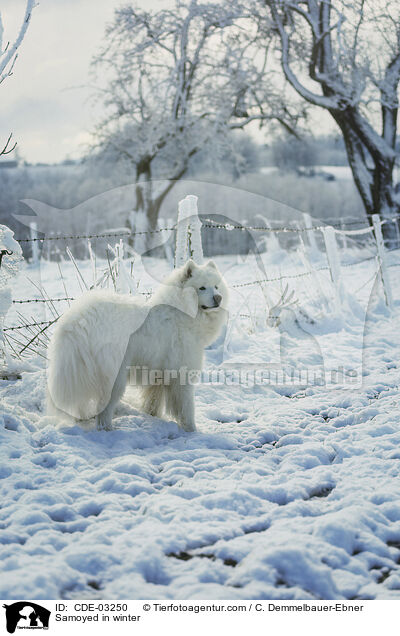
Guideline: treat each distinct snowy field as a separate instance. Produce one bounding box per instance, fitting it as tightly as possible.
[1,242,400,600]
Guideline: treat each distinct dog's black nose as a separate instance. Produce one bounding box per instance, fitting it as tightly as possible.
[213,293,222,306]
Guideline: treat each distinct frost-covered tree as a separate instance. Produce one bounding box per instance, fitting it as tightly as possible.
[261,0,400,237]
[91,0,305,246]
[0,0,35,156]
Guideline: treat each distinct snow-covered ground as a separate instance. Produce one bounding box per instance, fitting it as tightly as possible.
[1,241,400,600]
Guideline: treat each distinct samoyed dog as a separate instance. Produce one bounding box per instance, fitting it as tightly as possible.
[47,260,228,432]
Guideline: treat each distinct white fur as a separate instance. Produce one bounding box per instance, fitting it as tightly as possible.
[47,260,228,432]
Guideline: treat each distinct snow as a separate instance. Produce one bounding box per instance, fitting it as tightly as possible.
[1,243,400,600]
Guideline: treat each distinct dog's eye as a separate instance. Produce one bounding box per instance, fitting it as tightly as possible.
[199,286,206,290]
[215,285,218,289]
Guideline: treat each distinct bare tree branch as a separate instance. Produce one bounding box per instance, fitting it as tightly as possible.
[0,0,36,160]
[0,132,17,157]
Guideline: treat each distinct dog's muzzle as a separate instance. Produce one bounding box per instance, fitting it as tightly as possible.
[201,294,222,311]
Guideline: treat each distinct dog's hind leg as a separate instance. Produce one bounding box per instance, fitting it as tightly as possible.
[46,387,75,424]
[141,384,165,418]
[165,381,196,432]
[96,354,130,431]
[96,403,115,431]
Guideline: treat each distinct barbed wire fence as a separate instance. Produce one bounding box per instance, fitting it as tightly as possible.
[1,195,399,361]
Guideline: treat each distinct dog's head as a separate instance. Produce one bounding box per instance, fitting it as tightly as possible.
[180,259,228,313]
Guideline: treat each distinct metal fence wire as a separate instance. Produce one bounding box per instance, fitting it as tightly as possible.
[1,206,399,349]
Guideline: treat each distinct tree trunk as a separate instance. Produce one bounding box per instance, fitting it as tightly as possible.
[126,160,154,254]
[127,160,184,256]
[265,0,400,248]
[332,109,399,247]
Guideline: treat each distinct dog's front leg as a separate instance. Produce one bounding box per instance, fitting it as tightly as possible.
[96,406,114,431]
[165,380,196,432]
[177,384,196,432]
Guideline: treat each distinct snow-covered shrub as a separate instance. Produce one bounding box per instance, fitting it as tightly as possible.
[0,225,23,370]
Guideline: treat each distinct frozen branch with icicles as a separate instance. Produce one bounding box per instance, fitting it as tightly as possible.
[0,0,36,84]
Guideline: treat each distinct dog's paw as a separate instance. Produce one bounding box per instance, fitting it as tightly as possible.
[96,417,113,431]
[181,422,197,433]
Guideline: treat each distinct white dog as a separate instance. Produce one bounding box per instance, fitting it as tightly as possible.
[47,260,228,432]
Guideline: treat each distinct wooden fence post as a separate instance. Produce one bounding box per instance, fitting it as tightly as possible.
[175,195,203,267]
[372,214,393,310]
[30,221,39,266]
[321,225,342,307]
[298,238,330,311]
[162,217,174,266]
[303,212,319,256]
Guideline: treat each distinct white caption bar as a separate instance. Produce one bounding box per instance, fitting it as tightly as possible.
[1,599,398,635]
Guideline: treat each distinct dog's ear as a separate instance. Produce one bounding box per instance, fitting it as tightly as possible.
[182,259,196,280]
[206,260,217,269]
[180,286,198,317]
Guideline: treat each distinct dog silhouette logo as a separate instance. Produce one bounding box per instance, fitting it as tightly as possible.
[3,602,50,633]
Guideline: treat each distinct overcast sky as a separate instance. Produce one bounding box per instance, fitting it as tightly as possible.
[0,0,165,164]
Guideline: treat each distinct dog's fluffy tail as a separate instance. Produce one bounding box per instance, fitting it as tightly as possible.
[47,319,103,421]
